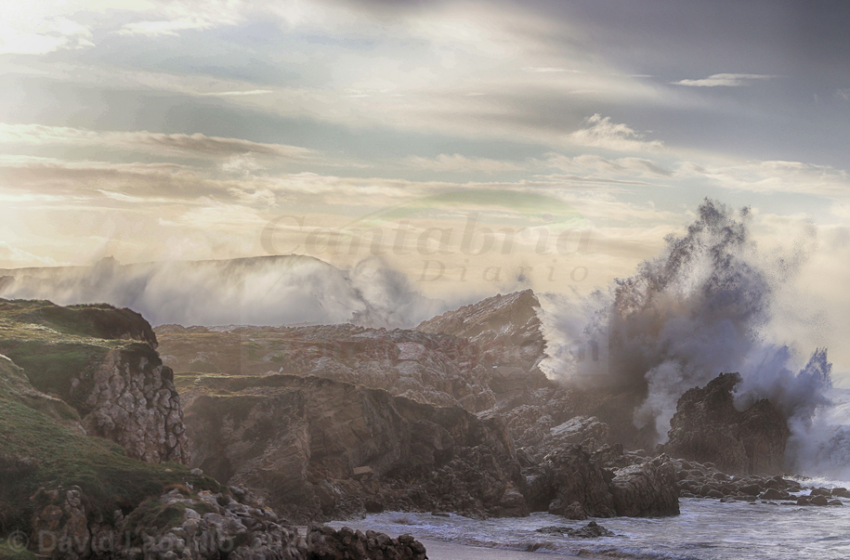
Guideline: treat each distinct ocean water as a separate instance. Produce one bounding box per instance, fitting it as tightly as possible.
[330,489,850,559]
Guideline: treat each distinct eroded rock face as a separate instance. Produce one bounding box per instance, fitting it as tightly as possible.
[82,345,188,464]
[183,374,524,521]
[665,373,789,475]
[160,324,498,413]
[306,525,427,560]
[0,300,188,464]
[29,484,425,560]
[522,445,680,519]
[416,289,546,374]
[609,455,680,517]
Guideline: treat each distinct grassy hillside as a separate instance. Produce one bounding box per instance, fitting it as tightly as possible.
[0,299,220,544]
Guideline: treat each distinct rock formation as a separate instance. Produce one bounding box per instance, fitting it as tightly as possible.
[0,299,188,464]
[521,444,679,519]
[416,289,546,373]
[183,373,525,521]
[665,372,789,475]
[160,324,498,413]
[29,483,426,560]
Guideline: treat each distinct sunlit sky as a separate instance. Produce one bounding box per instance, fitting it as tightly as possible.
[2,0,850,375]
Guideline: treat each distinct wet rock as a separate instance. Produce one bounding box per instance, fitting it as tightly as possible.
[609,455,680,516]
[185,374,525,521]
[306,525,427,560]
[536,521,615,538]
[665,373,789,475]
[760,488,789,500]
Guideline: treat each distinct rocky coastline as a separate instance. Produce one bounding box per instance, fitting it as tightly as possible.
[1,292,845,560]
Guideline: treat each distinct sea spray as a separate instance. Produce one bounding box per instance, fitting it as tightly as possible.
[0,254,447,328]
[543,199,837,466]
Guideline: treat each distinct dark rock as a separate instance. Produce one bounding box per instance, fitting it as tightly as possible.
[832,488,850,499]
[609,455,680,516]
[811,495,830,506]
[537,445,616,518]
[536,521,615,538]
[739,484,762,497]
[185,374,526,521]
[665,373,789,475]
[760,488,788,500]
[306,525,427,560]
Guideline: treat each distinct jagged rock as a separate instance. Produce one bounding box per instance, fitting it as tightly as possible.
[27,484,423,560]
[416,289,547,373]
[537,521,615,538]
[609,455,680,517]
[522,445,679,519]
[528,444,616,518]
[306,525,426,560]
[184,374,525,521]
[82,345,188,464]
[665,373,789,475]
[0,300,188,464]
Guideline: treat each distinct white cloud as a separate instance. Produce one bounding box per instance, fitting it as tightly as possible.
[679,159,850,198]
[405,154,525,173]
[545,153,672,177]
[566,114,664,152]
[0,124,312,160]
[672,73,775,87]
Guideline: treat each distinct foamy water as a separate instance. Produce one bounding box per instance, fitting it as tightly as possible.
[330,497,850,560]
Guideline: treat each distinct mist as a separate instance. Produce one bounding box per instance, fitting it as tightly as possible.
[540,199,838,475]
[0,254,447,329]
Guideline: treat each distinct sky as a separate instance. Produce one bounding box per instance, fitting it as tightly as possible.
[1,0,850,376]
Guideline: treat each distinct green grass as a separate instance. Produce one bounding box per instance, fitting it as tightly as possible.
[0,397,221,537]
[0,300,153,344]
[0,542,36,560]
[0,356,80,425]
[0,299,223,545]
[122,498,215,544]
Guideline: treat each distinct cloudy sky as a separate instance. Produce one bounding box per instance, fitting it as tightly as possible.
[2,0,850,373]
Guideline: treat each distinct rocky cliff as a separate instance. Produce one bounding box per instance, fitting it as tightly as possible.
[0,299,428,560]
[664,372,789,475]
[416,289,546,372]
[0,300,188,464]
[183,373,525,521]
[159,323,499,413]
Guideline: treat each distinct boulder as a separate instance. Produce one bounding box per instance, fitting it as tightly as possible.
[665,373,789,475]
[609,455,680,516]
[184,374,525,521]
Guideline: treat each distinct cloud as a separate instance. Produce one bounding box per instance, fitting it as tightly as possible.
[679,159,850,198]
[405,154,525,173]
[545,153,672,177]
[672,73,775,87]
[0,8,93,55]
[0,124,312,160]
[0,242,59,268]
[566,114,664,152]
[836,89,850,101]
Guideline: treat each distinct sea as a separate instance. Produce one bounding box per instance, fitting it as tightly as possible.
[326,387,850,560]
[330,491,850,560]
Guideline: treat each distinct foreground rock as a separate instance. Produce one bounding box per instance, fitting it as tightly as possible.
[0,300,188,464]
[665,373,789,475]
[522,444,679,519]
[537,521,615,538]
[307,525,426,560]
[29,483,426,560]
[184,373,525,521]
